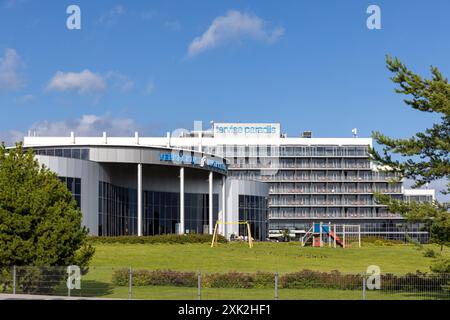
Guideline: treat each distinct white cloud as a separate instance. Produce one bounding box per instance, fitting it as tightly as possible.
[187,10,284,57]
[0,48,25,92]
[46,69,106,94]
[106,71,134,92]
[1,114,141,145]
[14,93,34,104]
[0,129,25,146]
[98,5,126,25]
[29,113,140,137]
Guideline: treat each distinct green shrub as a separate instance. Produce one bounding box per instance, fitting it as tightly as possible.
[374,240,385,246]
[204,272,254,288]
[89,233,227,245]
[430,258,450,274]
[361,236,404,245]
[112,269,450,292]
[253,272,275,288]
[381,272,450,292]
[112,269,196,287]
[0,268,11,293]
[280,270,361,290]
[112,268,129,286]
[423,248,437,258]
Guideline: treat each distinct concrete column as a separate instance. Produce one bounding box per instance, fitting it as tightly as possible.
[137,163,142,236]
[179,167,185,234]
[209,171,213,234]
[222,176,226,237]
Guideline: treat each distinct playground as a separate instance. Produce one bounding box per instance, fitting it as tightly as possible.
[91,240,447,274]
[300,222,361,248]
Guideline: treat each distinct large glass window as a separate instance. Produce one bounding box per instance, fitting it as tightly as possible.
[58,176,81,208]
[98,181,219,237]
[238,195,268,241]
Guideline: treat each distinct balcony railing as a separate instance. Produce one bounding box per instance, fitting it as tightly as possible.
[228,163,371,169]
[269,188,402,194]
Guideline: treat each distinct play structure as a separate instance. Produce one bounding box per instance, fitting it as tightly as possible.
[211,220,253,248]
[301,222,361,248]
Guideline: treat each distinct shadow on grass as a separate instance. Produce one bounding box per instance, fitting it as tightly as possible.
[76,280,115,297]
[49,280,115,298]
[370,290,450,300]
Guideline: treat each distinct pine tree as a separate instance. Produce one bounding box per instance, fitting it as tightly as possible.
[371,56,450,193]
[370,56,450,252]
[0,143,94,268]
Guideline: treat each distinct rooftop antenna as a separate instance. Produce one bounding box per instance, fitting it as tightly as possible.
[352,128,358,138]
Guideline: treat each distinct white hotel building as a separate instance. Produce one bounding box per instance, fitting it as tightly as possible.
[22,122,435,242]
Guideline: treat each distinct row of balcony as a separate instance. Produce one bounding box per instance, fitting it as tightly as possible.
[269,188,401,194]
[204,147,369,158]
[269,212,402,219]
[252,175,400,182]
[268,200,382,206]
[228,163,371,169]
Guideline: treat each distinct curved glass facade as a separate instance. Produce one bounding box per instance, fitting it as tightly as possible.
[98,181,218,236]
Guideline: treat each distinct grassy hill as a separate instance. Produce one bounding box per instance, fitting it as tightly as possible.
[46,242,449,300]
[91,242,449,274]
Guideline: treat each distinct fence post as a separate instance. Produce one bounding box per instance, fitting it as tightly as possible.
[129,266,133,300]
[274,272,278,300]
[362,272,366,301]
[197,271,201,301]
[12,266,16,295]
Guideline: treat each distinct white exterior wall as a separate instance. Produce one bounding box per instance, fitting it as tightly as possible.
[225,179,269,239]
[35,155,101,235]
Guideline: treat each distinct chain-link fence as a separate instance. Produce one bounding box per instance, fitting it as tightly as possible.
[0,266,449,300]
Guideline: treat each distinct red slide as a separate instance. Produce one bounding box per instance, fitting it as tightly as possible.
[328,231,344,247]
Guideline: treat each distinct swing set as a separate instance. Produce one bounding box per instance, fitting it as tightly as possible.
[211,220,254,248]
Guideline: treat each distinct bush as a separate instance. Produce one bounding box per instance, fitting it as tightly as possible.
[112,269,196,287]
[430,258,450,274]
[361,236,404,245]
[374,240,385,246]
[112,269,450,292]
[253,272,275,288]
[204,272,254,288]
[423,248,437,258]
[89,233,227,245]
[381,272,450,292]
[280,270,361,290]
[0,268,11,293]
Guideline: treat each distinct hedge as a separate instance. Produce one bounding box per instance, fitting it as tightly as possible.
[111,269,450,291]
[88,233,227,245]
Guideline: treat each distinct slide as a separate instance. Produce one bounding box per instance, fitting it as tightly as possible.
[328,230,344,247]
[312,224,345,247]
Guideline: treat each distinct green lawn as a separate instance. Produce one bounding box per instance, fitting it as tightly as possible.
[60,242,450,300]
[8,242,444,299]
[90,242,449,274]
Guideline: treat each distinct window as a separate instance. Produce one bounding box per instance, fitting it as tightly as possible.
[58,176,81,208]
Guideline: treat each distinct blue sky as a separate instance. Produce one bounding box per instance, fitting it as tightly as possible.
[0,0,449,198]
